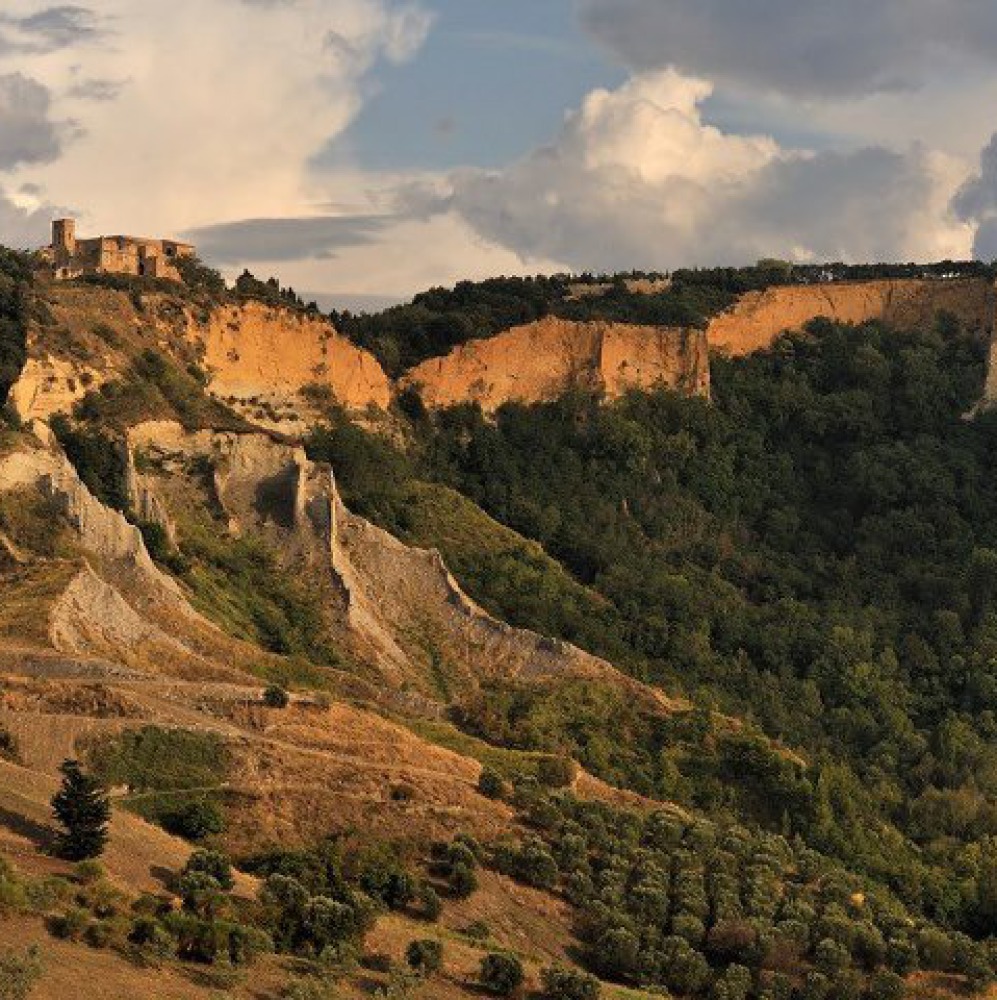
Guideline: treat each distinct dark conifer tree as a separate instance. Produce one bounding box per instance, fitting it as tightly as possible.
[51,759,111,860]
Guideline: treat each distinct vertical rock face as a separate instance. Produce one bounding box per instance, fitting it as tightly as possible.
[403,316,710,411]
[600,324,710,399]
[707,278,996,356]
[193,301,392,412]
[8,286,394,427]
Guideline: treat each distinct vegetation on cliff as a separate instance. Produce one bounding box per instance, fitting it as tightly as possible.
[312,313,997,949]
[0,249,33,414]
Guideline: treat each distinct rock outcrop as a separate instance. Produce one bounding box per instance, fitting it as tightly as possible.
[190,300,391,426]
[707,278,996,356]
[9,285,393,429]
[9,357,110,424]
[404,316,710,411]
[127,421,674,710]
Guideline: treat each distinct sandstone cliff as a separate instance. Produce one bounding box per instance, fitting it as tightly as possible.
[9,284,392,428]
[190,300,392,427]
[707,277,996,356]
[403,316,710,411]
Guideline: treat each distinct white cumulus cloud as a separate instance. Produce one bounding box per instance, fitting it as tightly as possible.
[414,67,972,272]
[0,0,433,239]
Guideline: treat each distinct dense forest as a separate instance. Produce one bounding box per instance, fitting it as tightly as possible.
[310,311,997,944]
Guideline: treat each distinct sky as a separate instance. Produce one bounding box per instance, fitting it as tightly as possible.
[4,1,997,309]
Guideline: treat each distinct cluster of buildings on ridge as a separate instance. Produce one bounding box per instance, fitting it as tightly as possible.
[39,218,195,282]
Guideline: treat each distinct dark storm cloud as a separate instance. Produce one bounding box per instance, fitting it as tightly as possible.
[0,73,64,169]
[0,6,100,56]
[184,214,396,264]
[0,185,59,249]
[577,0,997,98]
[67,78,124,102]
[953,133,997,259]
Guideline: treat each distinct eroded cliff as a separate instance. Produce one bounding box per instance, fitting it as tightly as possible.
[707,277,996,356]
[125,420,674,711]
[9,284,392,428]
[403,316,710,411]
[192,300,392,425]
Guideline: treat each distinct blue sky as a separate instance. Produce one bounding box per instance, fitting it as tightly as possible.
[3,0,997,305]
[330,0,625,171]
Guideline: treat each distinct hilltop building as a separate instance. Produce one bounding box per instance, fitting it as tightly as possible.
[45,218,195,282]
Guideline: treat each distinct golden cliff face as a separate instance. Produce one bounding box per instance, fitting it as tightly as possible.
[192,300,392,415]
[707,277,996,356]
[10,286,393,428]
[403,316,711,411]
[12,277,996,428]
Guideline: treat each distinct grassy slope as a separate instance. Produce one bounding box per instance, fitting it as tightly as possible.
[386,480,632,665]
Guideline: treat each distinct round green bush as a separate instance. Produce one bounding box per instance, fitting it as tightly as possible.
[162,800,225,841]
[263,684,291,709]
[480,952,525,996]
[405,938,443,976]
[478,768,507,799]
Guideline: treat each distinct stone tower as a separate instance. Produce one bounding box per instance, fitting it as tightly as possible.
[52,219,76,256]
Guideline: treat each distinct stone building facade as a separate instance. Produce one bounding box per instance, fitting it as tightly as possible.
[46,219,195,282]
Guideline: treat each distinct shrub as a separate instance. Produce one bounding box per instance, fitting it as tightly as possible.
[169,912,228,963]
[496,839,559,890]
[51,759,110,861]
[464,920,491,941]
[537,756,578,789]
[182,849,234,891]
[263,684,291,709]
[0,946,42,1000]
[83,918,119,949]
[712,963,752,1000]
[480,952,525,996]
[866,970,905,1000]
[448,861,478,899]
[478,767,507,799]
[363,952,393,973]
[357,853,415,910]
[0,859,26,913]
[707,919,758,963]
[0,725,19,764]
[590,925,643,981]
[417,883,442,921]
[128,916,174,962]
[540,964,601,1000]
[162,800,225,841]
[917,927,953,970]
[405,938,443,976]
[658,935,710,995]
[304,896,356,954]
[177,870,228,920]
[48,905,90,941]
[283,979,338,1000]
[886,936,918,975]
[72,860,104,886]
[815,938,851,975]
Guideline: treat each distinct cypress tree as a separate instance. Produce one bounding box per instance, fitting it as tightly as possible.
[51,759,111,860]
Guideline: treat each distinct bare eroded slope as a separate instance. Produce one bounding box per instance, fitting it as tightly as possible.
[707,277,996,356]
[403,316,710,411]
